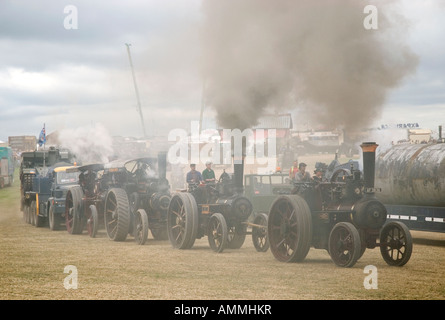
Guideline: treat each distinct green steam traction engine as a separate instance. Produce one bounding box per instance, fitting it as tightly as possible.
[267,142,413,267]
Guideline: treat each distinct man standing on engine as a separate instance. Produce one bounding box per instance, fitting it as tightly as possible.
[295,163,312,182]
[313,168,324,182]
[186,163,203,186]
[202,161,216,183]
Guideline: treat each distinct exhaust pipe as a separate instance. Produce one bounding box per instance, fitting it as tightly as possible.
[360,142,378,194]
[354,142,387,229]
[157,152,167,181]
[233,158,244,194]
[232,136,246,195]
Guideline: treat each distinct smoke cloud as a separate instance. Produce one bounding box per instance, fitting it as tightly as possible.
[201,0,418,131]
[58,123,113,164]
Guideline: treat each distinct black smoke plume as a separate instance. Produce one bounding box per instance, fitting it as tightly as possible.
[201,0,418,131]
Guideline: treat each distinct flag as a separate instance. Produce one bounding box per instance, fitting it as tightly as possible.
[38,124,46,147]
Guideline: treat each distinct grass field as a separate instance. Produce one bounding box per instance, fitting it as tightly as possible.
[1,167,444,301]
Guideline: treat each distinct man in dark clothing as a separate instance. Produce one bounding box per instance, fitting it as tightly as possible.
[313,168,324,182]
[186,164,203,185]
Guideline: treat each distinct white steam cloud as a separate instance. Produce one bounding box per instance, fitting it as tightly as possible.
[58,123,113,164]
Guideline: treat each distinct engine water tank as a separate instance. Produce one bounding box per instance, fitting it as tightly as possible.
[375,143,445,207]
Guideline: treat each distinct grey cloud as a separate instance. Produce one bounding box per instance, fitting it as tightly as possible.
[0,1,188,43]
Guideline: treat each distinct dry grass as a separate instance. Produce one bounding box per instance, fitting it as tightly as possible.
[1,170,444,300]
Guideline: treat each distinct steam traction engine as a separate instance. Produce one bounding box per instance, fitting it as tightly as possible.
[65,155,171,244]
[167,161,255,253]
[268,142,413,267]
[65,163,105,237]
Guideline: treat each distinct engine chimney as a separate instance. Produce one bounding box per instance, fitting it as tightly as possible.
[360,142,378,193]
[157,152,167,181]
[233,158,244,194]
[232,136,246,195]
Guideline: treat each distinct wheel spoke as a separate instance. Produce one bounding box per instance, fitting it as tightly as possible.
[171,209,181,218]
[109,224,117,237]
[288,209,295,222]
[109,196,117,210]
[175,228,183,242]
[285,243,293,257]
[276,237,286,248]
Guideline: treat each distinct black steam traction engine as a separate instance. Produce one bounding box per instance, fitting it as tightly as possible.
[268,142,413,267]
[65,163,104,237]
[167,161,266,253]
[65,154,170,245]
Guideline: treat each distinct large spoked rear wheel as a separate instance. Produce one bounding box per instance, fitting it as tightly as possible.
[104,188,131,241]
[86,204,99,238]
[65,186,84,234]
[134,209,149,245]
[252,213,269,252]
[208,213,228,253]
[328,222,361,268]
[380,221,413,266]
[268,195,312,262]
[167,193,199,249]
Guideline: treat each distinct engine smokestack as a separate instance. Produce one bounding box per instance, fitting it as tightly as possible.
[232,136,246,194]
[157,152,167,181]
[360,142,378,193]
[233,159,244,194]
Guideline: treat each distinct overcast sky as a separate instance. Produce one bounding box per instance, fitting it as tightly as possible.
[0,0,444,143]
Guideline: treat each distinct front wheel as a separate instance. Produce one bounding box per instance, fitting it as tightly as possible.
[380,221,412,266]
[87,205,99,238]
[208,213,228,253]
[227,223,246,249]
[134,209,149,245]
[328,222,361,268]
[65,186,84,234]
[252,213,269,252]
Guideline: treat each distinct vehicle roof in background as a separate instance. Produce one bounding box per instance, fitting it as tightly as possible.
[104,157,156,170]
[45,162,78,175]
[53,166,78,173]
[66,163,104,173]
